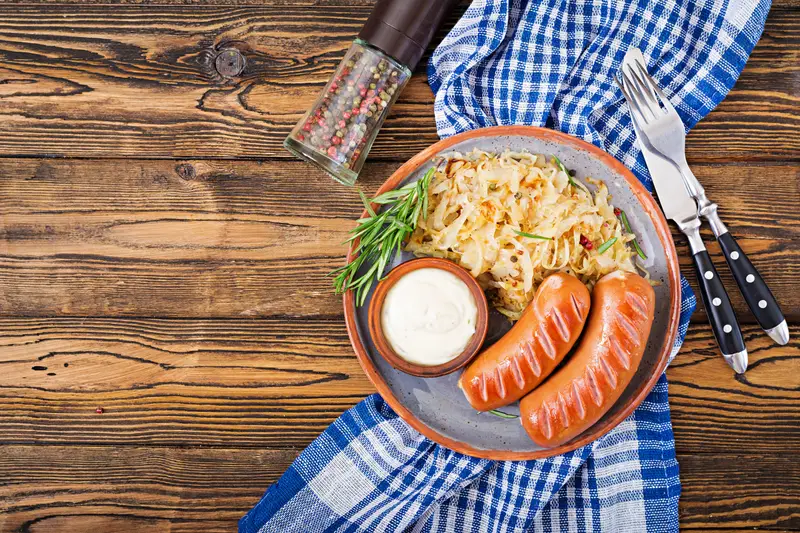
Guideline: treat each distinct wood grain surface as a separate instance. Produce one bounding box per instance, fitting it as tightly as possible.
[2,159,797,320]
[1,445,798,532]
[0,318,796,454]
[0,6,796,161]
[0,1,798,532]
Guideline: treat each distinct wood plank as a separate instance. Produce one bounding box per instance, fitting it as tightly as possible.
[679,454,800,530]
[1,0,796,7]
[0,445,291,533]
[0,445,797,532]
[0,318,796,452]
[0,6,795,161]
[668,324,800,456]
[2,159,797,319]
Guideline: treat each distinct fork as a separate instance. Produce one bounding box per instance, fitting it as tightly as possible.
[619,54,789,347]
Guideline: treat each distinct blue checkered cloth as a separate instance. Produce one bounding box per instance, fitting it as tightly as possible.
[242,0,769,531]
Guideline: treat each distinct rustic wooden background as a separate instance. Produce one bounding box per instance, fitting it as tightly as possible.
[0,1,798,531]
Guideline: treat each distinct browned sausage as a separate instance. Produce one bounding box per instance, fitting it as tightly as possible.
[459,272,591,411]
[520,270,655,447]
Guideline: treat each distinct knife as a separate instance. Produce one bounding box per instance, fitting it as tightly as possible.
[622,47,788,347]
[621,86,748,374]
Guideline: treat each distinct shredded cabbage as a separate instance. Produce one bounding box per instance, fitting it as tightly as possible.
[406,149,640,320]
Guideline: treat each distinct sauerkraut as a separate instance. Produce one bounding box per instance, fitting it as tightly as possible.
[405,149,641,320]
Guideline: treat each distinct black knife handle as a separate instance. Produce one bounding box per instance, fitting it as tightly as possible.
[717,232,785,331]
[692,250,746,358]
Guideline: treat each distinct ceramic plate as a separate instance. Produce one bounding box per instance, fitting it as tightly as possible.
[344,126,681,460]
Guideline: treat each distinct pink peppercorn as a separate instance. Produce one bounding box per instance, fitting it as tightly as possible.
[359,89,367,97]
[296,133,305,141]
[343,111,351,119]
[327,146,337,157]
[331,136,341,145]
[303,123,312,132]
[96,407,104,414]
[338,120,346,128]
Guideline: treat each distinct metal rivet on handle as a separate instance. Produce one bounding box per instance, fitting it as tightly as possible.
[215,49,246,77]
[712,297,721,307]
[746,274,755,283]
[723,324,732,333]
[759,300,767,309]
[704,271,713,280]
[730,251,740,260]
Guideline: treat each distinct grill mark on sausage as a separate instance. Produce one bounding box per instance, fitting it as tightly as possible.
[608,335,631,370]
[557,391,570,427]
[521,341,541,377]
[478,374,489,403]
[597,354,618,389]
[570,292,586,323]
[538,408,553,440]
[614,310,641,345]
[509,356,526,390]
[537,323,556,360]
[494,365,507,399]
[584,367,604,407]
[550,307,571,343]
[571,381,586,420]
[625,291,649,320]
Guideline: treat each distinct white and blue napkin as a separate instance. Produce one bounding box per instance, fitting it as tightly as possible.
[241,0,769,530]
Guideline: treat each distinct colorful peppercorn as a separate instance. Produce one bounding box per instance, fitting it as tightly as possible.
[284,40,411,185]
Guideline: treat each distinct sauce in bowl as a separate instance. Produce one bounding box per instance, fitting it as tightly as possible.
[381,267,478,366]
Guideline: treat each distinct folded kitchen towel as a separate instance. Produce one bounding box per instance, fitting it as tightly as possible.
[242,0,769,531]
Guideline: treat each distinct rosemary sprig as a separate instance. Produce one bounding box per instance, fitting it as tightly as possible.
[487,409,519,419]
[552,155,578,187]
[597,237,618,254]
[513,229,552,240]
[332,167,435,306]
[617,209,648,260]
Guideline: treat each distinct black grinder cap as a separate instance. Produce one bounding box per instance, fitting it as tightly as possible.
[358,0,460,70]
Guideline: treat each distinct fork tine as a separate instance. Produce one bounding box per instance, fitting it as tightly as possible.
[615,74,647,130]
[620,68,654,124]
[624,65,663,122]
[625,64,660,120]
[630,59,661,113]
[634,59,678,116]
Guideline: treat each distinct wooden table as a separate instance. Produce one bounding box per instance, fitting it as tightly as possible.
[0,1,797,531]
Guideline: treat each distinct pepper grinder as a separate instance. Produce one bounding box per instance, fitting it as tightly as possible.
[284,0,459,186]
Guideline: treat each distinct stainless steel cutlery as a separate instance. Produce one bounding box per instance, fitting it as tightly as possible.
[616,47,788,374]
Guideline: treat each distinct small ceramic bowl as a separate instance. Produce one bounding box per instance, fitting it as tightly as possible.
[368,257,489,377]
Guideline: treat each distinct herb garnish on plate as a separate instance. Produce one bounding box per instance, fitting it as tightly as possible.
[332,167,435,306]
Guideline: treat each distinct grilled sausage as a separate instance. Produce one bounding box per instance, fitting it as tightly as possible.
[520,270,655,447]
[459,272,591,411]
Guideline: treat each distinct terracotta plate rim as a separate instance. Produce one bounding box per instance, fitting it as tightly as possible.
[343,125,681,460]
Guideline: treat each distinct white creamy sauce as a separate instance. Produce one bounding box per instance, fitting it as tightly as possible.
[381,268,478,366]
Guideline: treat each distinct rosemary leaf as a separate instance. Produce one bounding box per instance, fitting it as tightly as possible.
[597,237,618,254]
[332,166,435,305]
[513,229,551,240]
[618,209,648,260]
[552,155,578,187]
[358,188,376,217]
[487,409,519,419]
[632,239,648,261]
